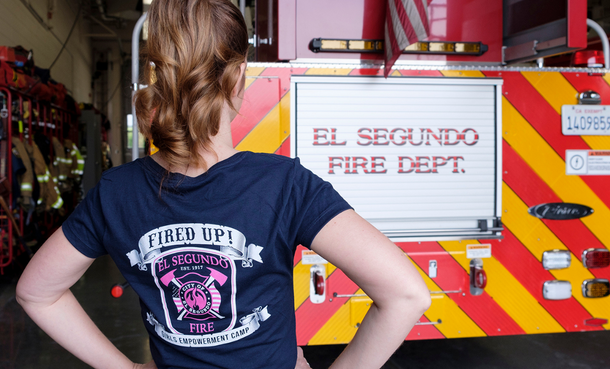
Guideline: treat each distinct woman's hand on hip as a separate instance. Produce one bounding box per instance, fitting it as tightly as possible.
[295,347,311,369]
[133,360,157,369]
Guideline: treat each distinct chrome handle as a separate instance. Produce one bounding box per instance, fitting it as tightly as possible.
[333,289,461,299]
[333,293,367,298]
[430,289,462,294]
[415,319,442,326]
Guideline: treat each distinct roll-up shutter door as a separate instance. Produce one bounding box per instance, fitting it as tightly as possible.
[290,76,503,241]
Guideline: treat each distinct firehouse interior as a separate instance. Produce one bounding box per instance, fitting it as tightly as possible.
[2,0,610,368]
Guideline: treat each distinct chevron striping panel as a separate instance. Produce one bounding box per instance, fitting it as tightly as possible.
[486,71,610,209]
[561,72,610,149]
[502,97,610,249]
[439,240,564,334]
[502,142,610,282]
[503,184,610,328]
[400,242,525,336]
[522,71,610,150]
[440,70,485,78]
[305,68,353,75]
[488,230,601,332]
[231,67,610,346]
[409,260,486,338]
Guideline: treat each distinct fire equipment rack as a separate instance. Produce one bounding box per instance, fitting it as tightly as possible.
[0,86,79,274]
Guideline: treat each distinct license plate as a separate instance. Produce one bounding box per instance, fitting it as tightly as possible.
[562,105,610,135]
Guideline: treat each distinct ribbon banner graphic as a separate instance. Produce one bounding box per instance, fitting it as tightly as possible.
[127,223,264,270]
[146,306,271,348]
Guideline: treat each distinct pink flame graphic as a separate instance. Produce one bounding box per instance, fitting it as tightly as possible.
[184,287,207,311]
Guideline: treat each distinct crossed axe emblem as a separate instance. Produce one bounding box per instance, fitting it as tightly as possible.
[160,267,228,321]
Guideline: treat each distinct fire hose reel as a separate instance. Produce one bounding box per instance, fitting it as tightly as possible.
[470,258,487,296]
[309,264,326,304]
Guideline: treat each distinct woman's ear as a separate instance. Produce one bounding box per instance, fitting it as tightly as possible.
[233,61,247,97]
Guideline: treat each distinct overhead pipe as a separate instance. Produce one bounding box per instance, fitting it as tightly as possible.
[587,19,610,70]
[87,15,125,63]
[95,0,122,22]
[131,13,147,161]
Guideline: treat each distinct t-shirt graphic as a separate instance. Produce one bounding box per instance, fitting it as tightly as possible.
[126,223,270,348]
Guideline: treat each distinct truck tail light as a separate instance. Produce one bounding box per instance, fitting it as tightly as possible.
[309,265,326,304]
[469,258,486,296]
[473,268,487,289]
[582,279,610,298]
[582,248,610,269]
[314,271,325,296]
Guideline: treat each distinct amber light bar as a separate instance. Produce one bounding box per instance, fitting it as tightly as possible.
[310,38,488,56]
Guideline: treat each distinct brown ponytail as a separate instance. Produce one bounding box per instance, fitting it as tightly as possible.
[134,0,248,171]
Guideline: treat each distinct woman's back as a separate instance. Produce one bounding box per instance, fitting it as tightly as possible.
[15,1,430,368]
[63,152,351,368]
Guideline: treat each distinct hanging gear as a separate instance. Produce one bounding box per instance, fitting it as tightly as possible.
[11,137,33,209]
[25,141,50,208]
[47,164,63,211]
[52,136,71,192]
[64,139,83,178]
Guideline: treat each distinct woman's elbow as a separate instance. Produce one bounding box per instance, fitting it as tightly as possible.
[400,282,431,315]
[15,279,33,308]
[398,276,432,315]
[15,276,45,310]
[414,287,432,314]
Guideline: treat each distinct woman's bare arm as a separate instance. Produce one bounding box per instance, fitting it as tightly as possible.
[16,227,154,369]
[310,210,431,369]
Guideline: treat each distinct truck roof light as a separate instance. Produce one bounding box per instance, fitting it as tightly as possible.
[310,38,488,56]
[582,248,610,269]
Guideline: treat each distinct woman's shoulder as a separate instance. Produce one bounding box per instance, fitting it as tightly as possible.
[239,151,294,164]
[236,152,301,172]
[95,159,152,191]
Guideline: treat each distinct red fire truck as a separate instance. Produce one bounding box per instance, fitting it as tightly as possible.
[134,0,610,345]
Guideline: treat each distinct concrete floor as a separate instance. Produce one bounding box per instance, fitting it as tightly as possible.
[1,255,610,369]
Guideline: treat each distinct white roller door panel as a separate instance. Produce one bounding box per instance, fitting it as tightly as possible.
[291,76,503,240]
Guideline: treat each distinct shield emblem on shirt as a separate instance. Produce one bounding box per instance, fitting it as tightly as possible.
[152,248,237,334]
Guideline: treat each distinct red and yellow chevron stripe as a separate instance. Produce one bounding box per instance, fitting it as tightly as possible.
[239,65,610,345]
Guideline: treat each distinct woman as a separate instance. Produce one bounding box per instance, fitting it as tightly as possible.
[16,0,431,368]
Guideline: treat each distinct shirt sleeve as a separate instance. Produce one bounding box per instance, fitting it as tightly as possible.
[62,181,107,258]
[287,158,352,249]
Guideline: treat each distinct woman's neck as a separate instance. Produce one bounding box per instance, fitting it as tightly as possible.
[152,109,239,177]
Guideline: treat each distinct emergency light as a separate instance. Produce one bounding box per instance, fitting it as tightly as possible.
[309,38,488,56]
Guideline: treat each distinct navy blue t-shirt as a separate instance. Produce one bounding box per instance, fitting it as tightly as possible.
[62,152,351,369]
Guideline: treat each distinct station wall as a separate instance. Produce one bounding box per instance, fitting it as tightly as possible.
[0,0,93,104]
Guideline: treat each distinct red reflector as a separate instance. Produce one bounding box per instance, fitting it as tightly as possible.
[111,285,124,298]
[582,248,610,269]
[584,318,608,327]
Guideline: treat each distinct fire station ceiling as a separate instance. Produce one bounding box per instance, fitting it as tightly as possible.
[85,0,140,43]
